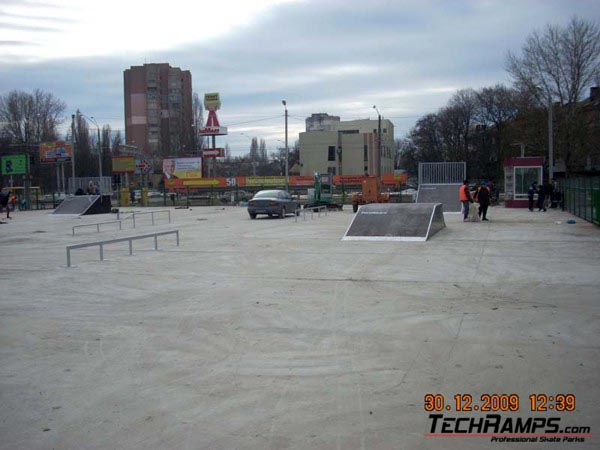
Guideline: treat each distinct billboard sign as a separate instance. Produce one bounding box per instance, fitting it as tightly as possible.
[246,176,285,187]
[1,154,27,175]
[112,156,136,173]
[39,141,72,163]
[203,92,221,110]
[163,157,202,180]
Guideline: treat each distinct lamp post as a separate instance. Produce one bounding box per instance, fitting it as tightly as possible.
[71,114,76,193]
[80,114,102,178]
[373,105,382,177]
[282,100,289,191]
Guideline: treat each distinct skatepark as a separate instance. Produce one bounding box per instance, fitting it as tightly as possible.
[0,204,598,449]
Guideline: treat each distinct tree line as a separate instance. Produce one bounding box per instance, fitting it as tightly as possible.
[397,16,600,182]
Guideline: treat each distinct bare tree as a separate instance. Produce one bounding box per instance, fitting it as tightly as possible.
[0,89,66,143]
[507,16,600,105]
[192,92,205,151]
[507,16,600,172]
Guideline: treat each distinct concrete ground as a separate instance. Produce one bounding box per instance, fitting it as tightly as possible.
[0,204,598,450]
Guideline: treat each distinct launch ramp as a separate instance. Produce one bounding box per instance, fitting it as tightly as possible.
[52,195,111,215]
[342,203,446,242]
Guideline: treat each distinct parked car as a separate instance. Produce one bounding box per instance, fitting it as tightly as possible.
[247,190,299,219]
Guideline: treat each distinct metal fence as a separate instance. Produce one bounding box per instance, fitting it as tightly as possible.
[560,177,600,225]
[418,162,466,185]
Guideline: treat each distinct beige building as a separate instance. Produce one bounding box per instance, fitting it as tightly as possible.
[299,117,394,176]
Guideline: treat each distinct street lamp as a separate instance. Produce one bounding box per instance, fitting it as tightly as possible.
[373,105,382,176]
[282,100,289,191]
[79,113,102,177]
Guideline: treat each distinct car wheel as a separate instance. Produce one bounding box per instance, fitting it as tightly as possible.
[249,212,257,219]
[279,207,285,218]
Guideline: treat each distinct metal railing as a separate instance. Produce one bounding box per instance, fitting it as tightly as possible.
[294,205,328,222]
[66,230,180,267]
[72,220,123,236]
[117,209,171,228]
[560,177,600,225]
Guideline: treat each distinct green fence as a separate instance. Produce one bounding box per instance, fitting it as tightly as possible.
[560,177,600,225]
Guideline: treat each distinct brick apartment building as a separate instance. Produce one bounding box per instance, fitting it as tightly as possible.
[124,63,193,157]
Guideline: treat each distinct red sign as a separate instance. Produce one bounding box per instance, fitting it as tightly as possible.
[202,148,225,158]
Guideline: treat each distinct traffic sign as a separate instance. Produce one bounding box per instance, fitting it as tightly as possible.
[135,158,153,173]
[202,148,225,158]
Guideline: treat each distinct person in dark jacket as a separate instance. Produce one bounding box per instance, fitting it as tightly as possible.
[537,183,547,212]
[475,181,491,221]
[528,182,537,211]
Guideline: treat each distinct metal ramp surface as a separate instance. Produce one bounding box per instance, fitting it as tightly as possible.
[342,203,446,242]
[416,184,462,213]
[52,195,111,215]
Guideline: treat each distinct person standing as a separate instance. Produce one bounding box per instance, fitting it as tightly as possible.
[537,183,547,212]
[1,189,12,219]
[475,181,491,221]
[528,182,537,211]
[459,179,474,222]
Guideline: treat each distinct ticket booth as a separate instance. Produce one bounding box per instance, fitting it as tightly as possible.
[503,157,544,208]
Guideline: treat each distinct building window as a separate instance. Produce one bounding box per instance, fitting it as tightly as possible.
[327,166,336,175]
[328,146,336,161]
[339,129,359,135]
[364,145,368,162]
[364,166,368,173]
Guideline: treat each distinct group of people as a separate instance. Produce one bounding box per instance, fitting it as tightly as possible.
[528,179,558,212]
[459,179,492,222]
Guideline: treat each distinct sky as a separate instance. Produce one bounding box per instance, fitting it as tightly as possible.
[1,0,600,157]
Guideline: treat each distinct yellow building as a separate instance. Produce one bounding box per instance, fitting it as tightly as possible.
[299,117,394,176]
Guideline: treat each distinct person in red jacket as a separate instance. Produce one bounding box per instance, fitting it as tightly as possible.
[459,179,474,222]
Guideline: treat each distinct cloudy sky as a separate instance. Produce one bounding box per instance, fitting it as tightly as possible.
[1,0,599,156]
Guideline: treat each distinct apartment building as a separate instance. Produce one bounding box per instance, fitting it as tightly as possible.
[124,63,193,156]
[299,117,395,176]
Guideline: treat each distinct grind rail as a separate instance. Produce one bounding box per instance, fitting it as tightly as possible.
[66,230,179,267]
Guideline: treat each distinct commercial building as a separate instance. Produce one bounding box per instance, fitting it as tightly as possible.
[124,63,193,157]
[299,116,394,176]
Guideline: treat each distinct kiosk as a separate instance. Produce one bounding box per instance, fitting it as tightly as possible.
[503,157,544,208]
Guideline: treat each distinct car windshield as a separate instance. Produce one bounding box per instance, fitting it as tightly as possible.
[253,190,281,199]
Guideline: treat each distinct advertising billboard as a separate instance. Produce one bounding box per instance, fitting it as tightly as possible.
[39,141,72,163]
[1,154,27,175]
[112,156,136,173]
[163,157,202,180]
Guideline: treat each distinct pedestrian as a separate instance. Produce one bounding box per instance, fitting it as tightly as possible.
[528,182,537,211]
[475,181,491,221]
[550,178,559,208]
[1,189,12,219]
[86,180,95,195]
[537,183,547,212]
[459,179,474,222]
[129,184,136,205]
[9,192,17,211]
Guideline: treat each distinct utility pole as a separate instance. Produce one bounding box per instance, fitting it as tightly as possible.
[548,97,554,181]
[282,100,289,191]
[71,114,76,193]
[373,105,382,177]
